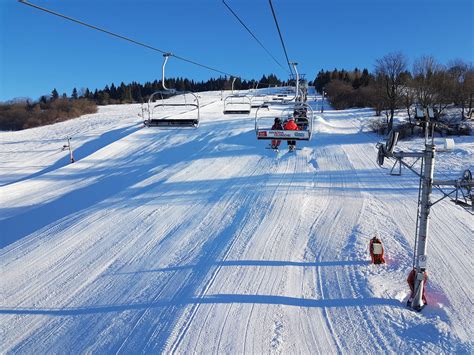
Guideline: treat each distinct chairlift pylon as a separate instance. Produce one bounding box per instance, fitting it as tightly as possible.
[376,108,474,311]
[143,53,200,128]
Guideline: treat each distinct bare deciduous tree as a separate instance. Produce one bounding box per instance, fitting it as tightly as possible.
[465,69,474,118]
[412,55,441,109]
[375,52,408,131]
[448,59,474,119]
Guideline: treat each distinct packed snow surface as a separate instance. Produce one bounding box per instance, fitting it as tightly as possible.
[0,90,473,353]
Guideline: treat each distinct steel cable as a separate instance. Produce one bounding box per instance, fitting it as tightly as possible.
[18,0,239,78]
[268,0,293,74]
[222,0,289,75]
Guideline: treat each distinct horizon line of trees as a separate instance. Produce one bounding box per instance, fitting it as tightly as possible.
[0,73,286,130]
[7,74,286,107]
[2,53,473,132]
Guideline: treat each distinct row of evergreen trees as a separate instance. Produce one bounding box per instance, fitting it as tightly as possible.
[312,68,373,93]
[1,73,285,130]
[47,74,285,105]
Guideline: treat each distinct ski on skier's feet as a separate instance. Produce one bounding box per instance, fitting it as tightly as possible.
[266,145,280,152]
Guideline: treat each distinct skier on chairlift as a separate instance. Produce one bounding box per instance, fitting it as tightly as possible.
[369,235,385,264]
[284,116,299,152]
[271,117,283,150]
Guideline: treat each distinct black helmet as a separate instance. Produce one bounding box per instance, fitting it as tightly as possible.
[274,117,281,123]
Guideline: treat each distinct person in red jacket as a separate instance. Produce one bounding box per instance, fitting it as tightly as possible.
[271,117,283,150]
[284,117,299,151]
[369,236,385,264]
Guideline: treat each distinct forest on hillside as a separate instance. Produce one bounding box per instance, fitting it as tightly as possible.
[0,74,283,130]
[1,53,473,133]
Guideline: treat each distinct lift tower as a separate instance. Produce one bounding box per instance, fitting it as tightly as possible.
[377,108,473,311]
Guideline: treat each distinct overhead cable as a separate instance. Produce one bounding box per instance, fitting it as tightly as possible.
[268,0,293,75]
[18,0,239,78]
[222,0,289,75]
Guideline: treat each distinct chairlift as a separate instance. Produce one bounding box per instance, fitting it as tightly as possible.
[263,89,296,106]
[223,95,252,114]
[255,102,314,141]
[266,64,306,106]
[250,94,269,108]
[143,53,200,128]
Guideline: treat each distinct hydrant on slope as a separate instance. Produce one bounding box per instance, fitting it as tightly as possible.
[407,268,428,309]
[369,236,386,264]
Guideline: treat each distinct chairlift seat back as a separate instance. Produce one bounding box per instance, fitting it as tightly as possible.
[223,95,251,114]
[145,90,200,128]
[223,108,252,114]
[144,118,199,128]
[254,102,314,142]
[256,129,310,141]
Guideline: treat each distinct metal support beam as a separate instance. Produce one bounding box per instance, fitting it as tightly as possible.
[411,144,435,311]
[377,107,473,312]
[62,137,75,163]
[390,158,402,176]
[290,62,299,102]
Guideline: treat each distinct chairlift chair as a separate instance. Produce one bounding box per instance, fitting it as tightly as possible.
[223,95,252,114]
[293,104,309,130]
[143,90,200,127]
[250,94,269,108]
[143,53,200,128]
[255,102,314,141]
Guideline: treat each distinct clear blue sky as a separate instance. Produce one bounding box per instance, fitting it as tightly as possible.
[1,0,472,101]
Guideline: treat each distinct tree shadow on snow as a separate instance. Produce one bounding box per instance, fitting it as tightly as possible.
[0,128,262,249]
[0,294,402,316]
[108,259,369,275]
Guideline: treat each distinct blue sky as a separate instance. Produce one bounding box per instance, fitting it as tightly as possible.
[1,0,473,101]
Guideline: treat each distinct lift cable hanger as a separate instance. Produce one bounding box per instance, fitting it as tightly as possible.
[222,0,289,75]
[18,0,240,78]
[268,0,294,75]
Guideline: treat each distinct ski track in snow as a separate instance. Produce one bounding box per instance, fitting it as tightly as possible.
[0,91,472,353]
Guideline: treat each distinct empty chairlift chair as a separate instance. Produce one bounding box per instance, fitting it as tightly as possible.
[255,103,314,141]
[223,95,252,114]
[250,94,269,108]
[144,91,200,128]
[143,53,200,128]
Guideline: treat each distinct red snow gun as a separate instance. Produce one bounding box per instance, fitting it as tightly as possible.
[369,236,385,265]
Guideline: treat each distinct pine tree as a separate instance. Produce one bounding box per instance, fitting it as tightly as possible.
[71,88,78,100]
[51,88,59,100]
[360,68,371,86]
[110,83,118,100]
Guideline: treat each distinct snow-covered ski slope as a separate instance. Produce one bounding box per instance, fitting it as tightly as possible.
[1,91,473,353]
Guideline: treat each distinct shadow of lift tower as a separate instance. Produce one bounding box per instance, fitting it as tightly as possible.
[376,108,473,312]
